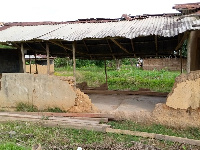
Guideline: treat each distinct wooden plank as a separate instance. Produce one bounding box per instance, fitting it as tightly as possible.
[42,121,109,132]
[106,128,200,146]
[2,112,114,119]
[34,52,38,74]
[82,90,168,97]
[70,117,108,123]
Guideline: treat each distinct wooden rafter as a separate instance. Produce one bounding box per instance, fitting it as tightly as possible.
[175,31,190,51]
[50,40,72,51]
[83,40,92,59]
[110,38,130,54]
[106,39,115,59]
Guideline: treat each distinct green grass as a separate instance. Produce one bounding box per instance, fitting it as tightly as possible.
[0,142,30,150]
[0,121,140,149]
[16,102,66,113]
[0,121,199,149]
[54,65,180,92]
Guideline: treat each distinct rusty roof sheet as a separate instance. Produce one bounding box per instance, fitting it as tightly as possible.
[173,2,200,10]
[0,16,199,42]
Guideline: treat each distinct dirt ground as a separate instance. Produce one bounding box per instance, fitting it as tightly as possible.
[89,94,166,122]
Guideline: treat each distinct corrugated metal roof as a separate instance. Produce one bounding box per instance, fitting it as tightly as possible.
[0,16,199,42]
[0,24,65,42]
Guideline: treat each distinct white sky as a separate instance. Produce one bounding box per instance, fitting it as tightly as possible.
[0,0,199,22]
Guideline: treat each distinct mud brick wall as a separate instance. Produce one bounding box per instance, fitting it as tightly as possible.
[0,49,21,73]
[143,58,187,71]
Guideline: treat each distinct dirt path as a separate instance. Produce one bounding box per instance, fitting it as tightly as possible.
[89,94,166,122]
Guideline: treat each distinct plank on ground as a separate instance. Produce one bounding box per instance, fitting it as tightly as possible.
[106,128,200,146]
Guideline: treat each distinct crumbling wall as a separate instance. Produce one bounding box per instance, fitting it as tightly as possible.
[143,58,186,71]
[0,49,21,73]
[166,70,200,109]
[0,73,76,111]
[153,103,200,128]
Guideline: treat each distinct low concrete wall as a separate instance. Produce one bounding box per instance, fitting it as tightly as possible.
[0,73,76,111]
[143,58,186,71]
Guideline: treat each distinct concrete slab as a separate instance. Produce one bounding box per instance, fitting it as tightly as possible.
[89,94,166,122]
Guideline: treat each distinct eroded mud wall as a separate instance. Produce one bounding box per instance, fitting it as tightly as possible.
[0,73,76,110]
[166,70,200,109]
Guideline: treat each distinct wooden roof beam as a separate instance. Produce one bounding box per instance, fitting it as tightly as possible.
[110,38,130,54]
[83,40,92,59]
[49,40,72,51]
[175,31,190,51]
[106,39,116,59]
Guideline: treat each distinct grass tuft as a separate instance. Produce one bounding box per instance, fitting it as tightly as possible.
[16,102,38,112]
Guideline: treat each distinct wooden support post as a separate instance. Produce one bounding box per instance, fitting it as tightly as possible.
[29,55,31,74]
[180,49,183,73]
[46,43,50,75]
[34,52,38,74]
[176,32,189,51]
[72,41,76,87]
[104,59,108,85]
[21,43,26,73]
[187,32,191,73]
[155,35,158,57]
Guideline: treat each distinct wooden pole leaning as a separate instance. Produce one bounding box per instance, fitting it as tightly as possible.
[21,43,26,73]
[34,51,38,74]
[46,43,50,75]
[72,41,76,87]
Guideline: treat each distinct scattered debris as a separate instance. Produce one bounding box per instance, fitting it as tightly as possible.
[67,88,100,113]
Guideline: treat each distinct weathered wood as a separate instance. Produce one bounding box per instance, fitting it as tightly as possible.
[29,55,31,74]
[106,128,200,146]
[82,90,168,97]
[46,43,50,75]
[175,31,189,51]
[72,41,76,86]
[50,40,72,51]
[110,38,130,53]
[21,43,26,73]
[3,112,114,119]
[34,52,38,74]
[0,113,110,132]
[187,32,191,73]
